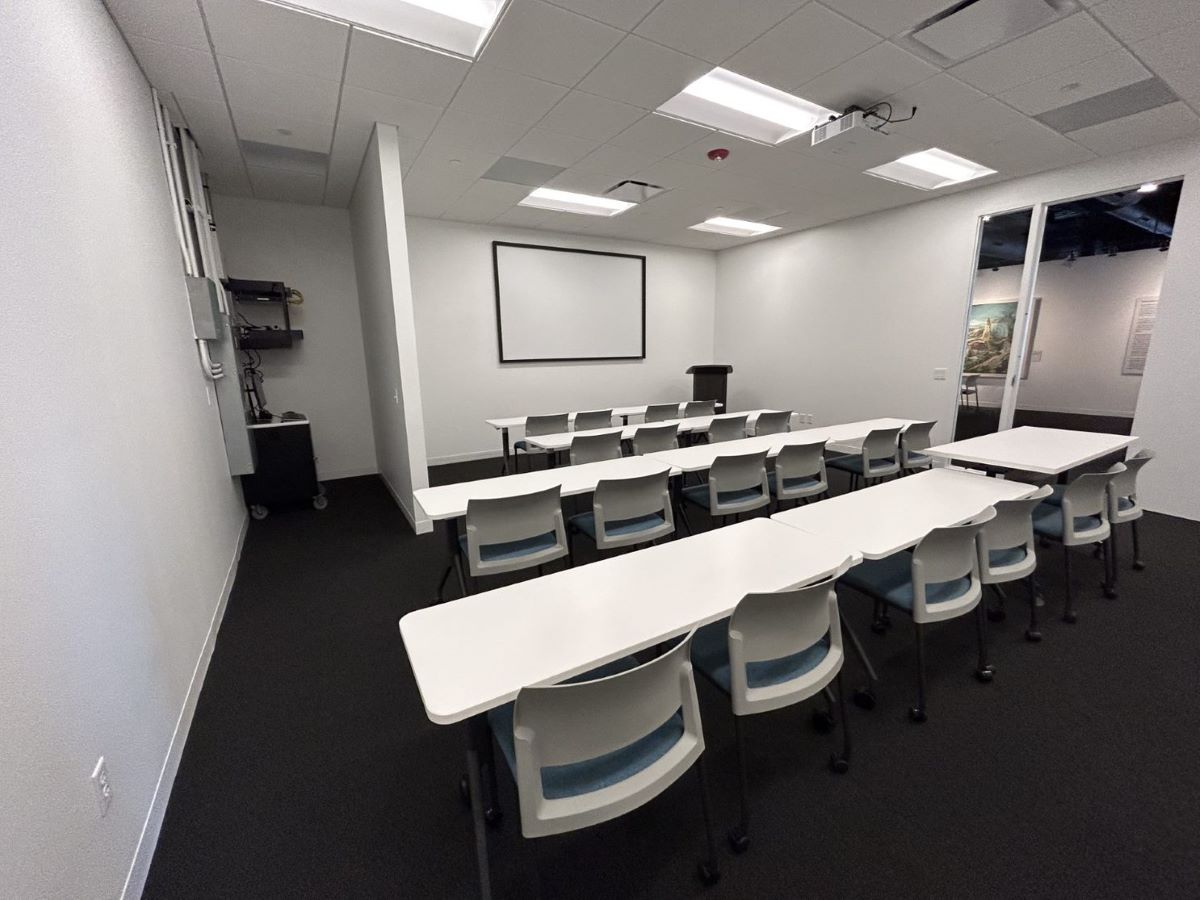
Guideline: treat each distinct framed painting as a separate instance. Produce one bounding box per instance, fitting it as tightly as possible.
[963,301,1018,376]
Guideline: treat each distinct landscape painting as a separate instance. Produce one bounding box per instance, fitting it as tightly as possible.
[963,301,1018,375]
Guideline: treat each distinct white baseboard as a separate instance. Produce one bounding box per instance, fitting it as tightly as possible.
[428,449,502,466]
[380,470,431,534]
[120,511,250,900]
[318,465,379,481]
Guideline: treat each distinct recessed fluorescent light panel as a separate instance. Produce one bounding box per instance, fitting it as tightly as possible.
[865,148,997,191]
[519,187,634,217]
[656,68,837,145]
[690,217,780,237]
[266,0,507,58]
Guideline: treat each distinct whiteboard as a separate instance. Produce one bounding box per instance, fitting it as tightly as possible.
[493,242,645,362]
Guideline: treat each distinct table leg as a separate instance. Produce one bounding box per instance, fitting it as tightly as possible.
[500,429,511,476]
[439,516,468,601]
[839,607,878,710]
[465,715,493,900]
[671,474,692,537]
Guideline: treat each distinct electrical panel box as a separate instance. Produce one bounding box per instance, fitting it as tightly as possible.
[185,276,222,340]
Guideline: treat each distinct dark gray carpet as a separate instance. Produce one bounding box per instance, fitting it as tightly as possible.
[143,462,1200,899]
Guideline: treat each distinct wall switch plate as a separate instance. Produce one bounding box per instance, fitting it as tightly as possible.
[91,757,112,817]
[933,368,948,380]
[1032,350,1043,362]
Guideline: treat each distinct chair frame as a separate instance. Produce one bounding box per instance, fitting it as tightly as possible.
[685,449,770,524]
[568,430,623,466]
[515,414,569,472]
[461,486,570,589]
[1108,450,1154,572]
[631,422,680,456]
[769,440,828,508]
[977,485,1053,641]
[570,470,675,552]
[828,426,902,490]
[572,409,615,431]
[705,415,748,444]
[899,421,937,474]
[752,410,792,437]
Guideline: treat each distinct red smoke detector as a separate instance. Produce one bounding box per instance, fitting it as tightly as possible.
[707,147,729,162]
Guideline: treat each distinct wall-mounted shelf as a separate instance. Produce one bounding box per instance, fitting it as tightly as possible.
[223,277,304,350]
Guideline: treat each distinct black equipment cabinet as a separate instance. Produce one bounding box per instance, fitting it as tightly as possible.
[686,364,733,410]
[241,418,325,519]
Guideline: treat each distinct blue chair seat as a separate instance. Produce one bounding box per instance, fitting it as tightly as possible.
[1031,504,1102,539]
[681,483,764,509]
[1117,495,1135,511]
[767,471,821,495]
[826,455,896,475]
[690,619,831,693]
[460,530,558,563]
[988,546,1029,568]
[904,451,931,466]
[489,656,682,801]
[570,511,666,540]
[840,552,972,612]
[513,439,542,451]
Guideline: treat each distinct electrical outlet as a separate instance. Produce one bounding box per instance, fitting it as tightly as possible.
[933,368,948,381]
[1032,350,1043,362]
[392,387,400,404]
[91,757,112,817]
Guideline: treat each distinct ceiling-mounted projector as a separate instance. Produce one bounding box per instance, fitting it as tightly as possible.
[809,110,897,169]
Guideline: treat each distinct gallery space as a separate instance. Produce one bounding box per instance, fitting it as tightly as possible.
[5,2,1200,899]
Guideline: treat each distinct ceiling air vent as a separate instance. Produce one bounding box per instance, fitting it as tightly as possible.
[904,0,1077,65]
[605,180,667,203]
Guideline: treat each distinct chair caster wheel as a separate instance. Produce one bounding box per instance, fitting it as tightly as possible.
[830,754,850,774]
[1132,561,1146,572]
[484,805,502,826]
[811,709,836,734]
[986,606,1006,623]
[870,620,888,635]
[727,827,749,854]
[1025,629,1042,643]
[1062,612,1078,624]
[698,862,722,885]
[908,707,927,724]
[853,688,876,710]
[975,666,994,683]
[1103,586,1118,599]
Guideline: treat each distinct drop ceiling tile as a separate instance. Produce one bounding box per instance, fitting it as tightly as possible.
[248,165,326,204]
[126,35,225,104]
[972,117,1096,176]
[1133,20,1200,105]
[724,4,879,91]
[508,128,599,166]
[426,109,531,156]
[820,0,956,38]
[410,142,501,183]
[949,13,1120,96]
[1091,0,1200,44]
[343,29,470,106]
[231,107,333,153]
[205,160,254,197]
[608,115,714,157]
[336,85,443,144]
[442,180,531,223]
[634,0,807,65]
[218,56,340,121]
[400,172,473,217]
[795,41,939,111]
[573,144,663,177]
[449,64,568,126]
[632,158,714,188]
[577,35,711,109]
[491,206,553,227]
[200,0,349,80]
[479,0,624,86]
[1065,100,1200,154]
[105,0,210,51]
[999,49,1152,116]
[537,91,645,141]
[545,0,661,30]
[545,168,623,194]
[177,95,239,149]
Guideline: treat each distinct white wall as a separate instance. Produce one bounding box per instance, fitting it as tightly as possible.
[210,195,378,480]
[714,135,1200,520]
[969,248,1169,416]
[406,218,717,463]
[349,125,431,532]
[0,3,247,898]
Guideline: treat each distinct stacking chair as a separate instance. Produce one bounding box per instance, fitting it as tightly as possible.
[645,402,681,423]
[514,413,568,472]
[569,431,623,466]
[682,450,769,526]
[960,374,980,409]
[573,409,614,431]
[705,415,748,444]
[827,426,902,490]
[977,485,1053,642]
[768,440,828,508]
[569,470,674,552]
[752,410,792,436]
[839,509,996,722]
[690,575,853,852]
[1107,450,1154,571]
[485,633,722,886]
[899,421,937,474]
[632,422,679,455]
[457,486,570,595]
[684,400,716,418]
[1032,466,1122,620]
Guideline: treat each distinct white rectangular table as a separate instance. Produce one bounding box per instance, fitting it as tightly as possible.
[646,417,921,473]
[771,468,1037,560]
[523,409,790,454]
[924,426,1137,477]
[399,519,861,898]
[486,402,722,473]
